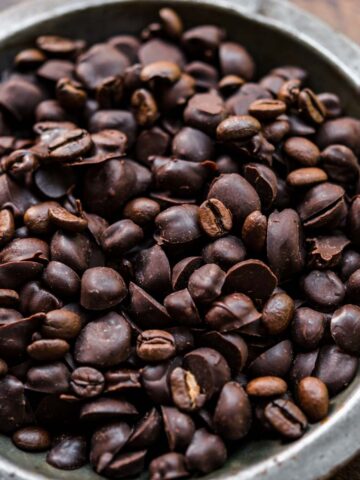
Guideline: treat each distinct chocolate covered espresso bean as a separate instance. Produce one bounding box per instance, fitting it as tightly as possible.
[0,7,359,479]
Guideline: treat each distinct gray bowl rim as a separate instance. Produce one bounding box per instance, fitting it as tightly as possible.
[0,1,359,480]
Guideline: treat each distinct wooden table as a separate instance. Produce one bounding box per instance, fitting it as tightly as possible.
[1,0,360,478]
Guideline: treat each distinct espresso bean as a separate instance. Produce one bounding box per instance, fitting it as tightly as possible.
[297,377,329,422]
[20,281,62,315]
[0,78,44,121]
[162,406,195,451]
[26,362,70,394]
[314,344,358,395]
[267,209,305,281]
[42,308,82,340]
[199,198,232,238]
[12,427,51,452]
[83,159,137,217]
[80,397,138,422]
[15,48,46,69]
[155,205,201,247]
[284,137,320,166]
[182,25,224,60]
[142,357,181,405]
[219,74,245,95]
[262,292,295,335]
[75,312,131,367]
[150,453,189,480]
[164,289,201,326]
[298,88,326,124]
[278,79,301,106]
[104,368,141,394]
[214,382,251,440]
[159,7,183,38]
[70,367,105,398]
[241,210,267,253]
[249,340,293,378]
[341,250,360,280]
[102,450,147,478]
[302,270,345,309]
[27,339,70,362]
[0,237,49,264]
[263,117,290,143]
[185,428,227,474]
[321,144,358,184]
[129,282,171,329]
[287,167,328,187]
[184,348,230,399]
[42,261,80,299]
[48,206,87,232]
[292,307,326,350]
[47,436,87,470]
[244,163,278,210]
[205,293,261,332]
[96,76,124,109]
[225,259,277,302]
[51,231,91,273]
[169,367,206,412]
[48,128,93,162]
[207,173,260,225]
[184,91,226,134]
[128,408,162,449]
[317,117,360,155]
[123,197,160,227]
[137,330,176,362]
[291,350,319,385]
[0,375,27,433]
[90,422,132,473]
[246,376,288,397]
[219,40,254,79]
[101,219,144,255]
[24,202,58,234]
[187,264,224,304]
[0,209,15,246]
[56,78,87,111]
[200,331,248,374]
[249,99,286,120]
[330,304,360,354]
[216,115,261,141]
[131,88,158,127]
[141,61,181,86]
[171,256,202,291]
[264,399,308,439]
[80,267,127,310]
[172,127,214,163]
[202,235,246,270]
[0,313,44,362]
[318,92,342,118]
[139,37,185,66]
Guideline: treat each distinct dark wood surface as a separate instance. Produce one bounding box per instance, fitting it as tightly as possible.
[1,0,360,478]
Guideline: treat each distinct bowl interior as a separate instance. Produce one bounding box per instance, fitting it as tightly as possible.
[0,1,359,479]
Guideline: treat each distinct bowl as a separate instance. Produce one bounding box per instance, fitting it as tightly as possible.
[0,1,360,479]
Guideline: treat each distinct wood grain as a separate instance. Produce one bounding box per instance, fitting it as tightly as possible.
[292,0,360,45]
[1,0,360,478]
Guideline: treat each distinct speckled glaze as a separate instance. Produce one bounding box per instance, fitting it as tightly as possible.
[0,0,359,479]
